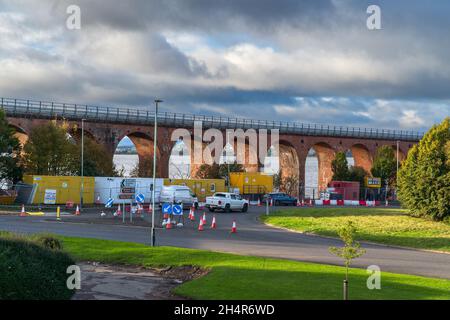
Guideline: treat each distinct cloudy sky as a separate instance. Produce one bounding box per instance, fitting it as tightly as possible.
[0,0,449,132]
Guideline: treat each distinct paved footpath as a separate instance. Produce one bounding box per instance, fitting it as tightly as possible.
[1,207,449,279]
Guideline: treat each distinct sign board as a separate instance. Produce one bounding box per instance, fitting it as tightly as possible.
[135,193,145,203]
[105,198,114,208]
[366,177,382,188]
[120,179,136,199]
[162,203,172,214]
[172,204,183,216]
[44,189,57,204]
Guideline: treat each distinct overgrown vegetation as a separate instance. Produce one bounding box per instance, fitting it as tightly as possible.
[195,162,245,182]
[398,118,450,221]
[0,232,75,300]
[371,145,398,187]
[331,151,367,185]
[0,109,23,184]
[22,121,118,177]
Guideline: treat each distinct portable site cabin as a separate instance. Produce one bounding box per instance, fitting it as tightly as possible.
[22,175,95,205]
[230,172,274,196]
[163,178,226,201]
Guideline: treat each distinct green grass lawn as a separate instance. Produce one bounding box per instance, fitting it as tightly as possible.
[260,207,450,252]
[60,236,450,300]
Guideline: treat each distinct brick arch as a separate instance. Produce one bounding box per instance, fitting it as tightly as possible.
[307,142,336,191]
[350,143,373,174]
[273,140,300,196]
[114,131,163,177]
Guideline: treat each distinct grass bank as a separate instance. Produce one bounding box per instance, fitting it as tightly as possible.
[0,232,75,300]
[260,207,450,252]
[61,236,450,300]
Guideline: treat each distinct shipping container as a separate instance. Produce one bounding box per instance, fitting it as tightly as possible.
[23,175,95,205]
[328,181,360,201]
[94,177,164,205]
[230,172,274,195]
[164,178,226,202]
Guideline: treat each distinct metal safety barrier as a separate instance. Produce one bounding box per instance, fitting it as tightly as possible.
[1,97,423,141]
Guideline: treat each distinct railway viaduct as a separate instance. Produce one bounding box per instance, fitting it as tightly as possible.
[2,98,422,193]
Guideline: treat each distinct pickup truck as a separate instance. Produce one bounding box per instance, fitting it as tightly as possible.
[205,193,249,213]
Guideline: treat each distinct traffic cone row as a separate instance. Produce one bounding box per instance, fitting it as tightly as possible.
[188,206,195,220]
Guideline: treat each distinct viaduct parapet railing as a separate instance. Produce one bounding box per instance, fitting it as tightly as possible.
[1,97,423,141]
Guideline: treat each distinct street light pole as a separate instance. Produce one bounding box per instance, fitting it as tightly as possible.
[151,99,163,247]
[80,119,85,211]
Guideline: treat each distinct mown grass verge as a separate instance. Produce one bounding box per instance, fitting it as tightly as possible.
[260,207,450,252]
[60,236,450,300]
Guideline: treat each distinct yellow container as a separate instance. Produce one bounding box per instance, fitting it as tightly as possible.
[230,172,274,195]
[23,175,95,205]
[164,179,226,201]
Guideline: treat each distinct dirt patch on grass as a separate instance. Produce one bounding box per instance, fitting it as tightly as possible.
[72,262,209,300]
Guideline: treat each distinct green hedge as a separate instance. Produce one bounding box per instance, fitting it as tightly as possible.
[0,236,75,300]
[398,118,450,221]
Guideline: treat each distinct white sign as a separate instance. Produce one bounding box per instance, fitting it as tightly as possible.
[44,189,57,204]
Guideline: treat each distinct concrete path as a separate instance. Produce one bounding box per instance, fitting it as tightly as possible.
[1,207,449,279]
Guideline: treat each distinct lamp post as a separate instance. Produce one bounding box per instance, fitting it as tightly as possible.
[80,119,85,211]
[151,99,163,247]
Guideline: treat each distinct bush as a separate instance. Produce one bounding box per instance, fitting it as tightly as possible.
[398,118,450,221]
[33,234,64,251]
[0,237,76,300]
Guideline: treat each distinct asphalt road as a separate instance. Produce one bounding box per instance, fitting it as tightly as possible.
[1,207,449,279]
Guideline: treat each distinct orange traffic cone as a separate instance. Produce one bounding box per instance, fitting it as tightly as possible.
[211,215,217,229]
[202,212,207,224]
[231,220,237,233]
[166,217,172,230]
[116,205,122,216]
[148,203,153,213]
[270,199,273,207]
[257,199,261,207]
[198,218,204,231]
[75,205,80,216]
[190,209,196,221]
[297,199,301,207]
[20,204,27,217]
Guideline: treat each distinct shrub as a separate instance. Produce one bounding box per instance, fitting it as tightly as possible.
[33,234,64,251]
[398,118,450,221]
[0,237,75,300]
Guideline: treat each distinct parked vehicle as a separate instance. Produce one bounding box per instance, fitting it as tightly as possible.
[263,192,297,206]
[159,185,199,209]
[205,192,249,213]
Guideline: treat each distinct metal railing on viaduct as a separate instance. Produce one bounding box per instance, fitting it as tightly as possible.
[1,97,423,141]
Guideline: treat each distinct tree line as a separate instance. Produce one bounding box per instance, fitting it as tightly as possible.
[0,109,119,184]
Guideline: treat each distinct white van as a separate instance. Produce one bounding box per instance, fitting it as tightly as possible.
[159,185,199,209]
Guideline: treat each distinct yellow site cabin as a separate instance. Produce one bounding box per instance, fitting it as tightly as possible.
[23,175,95,205]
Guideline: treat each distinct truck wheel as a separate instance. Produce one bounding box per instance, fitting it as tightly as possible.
[225,204,231,213]
[241,204,248,213]
[194,202,199,210]
[209,207,215,212]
